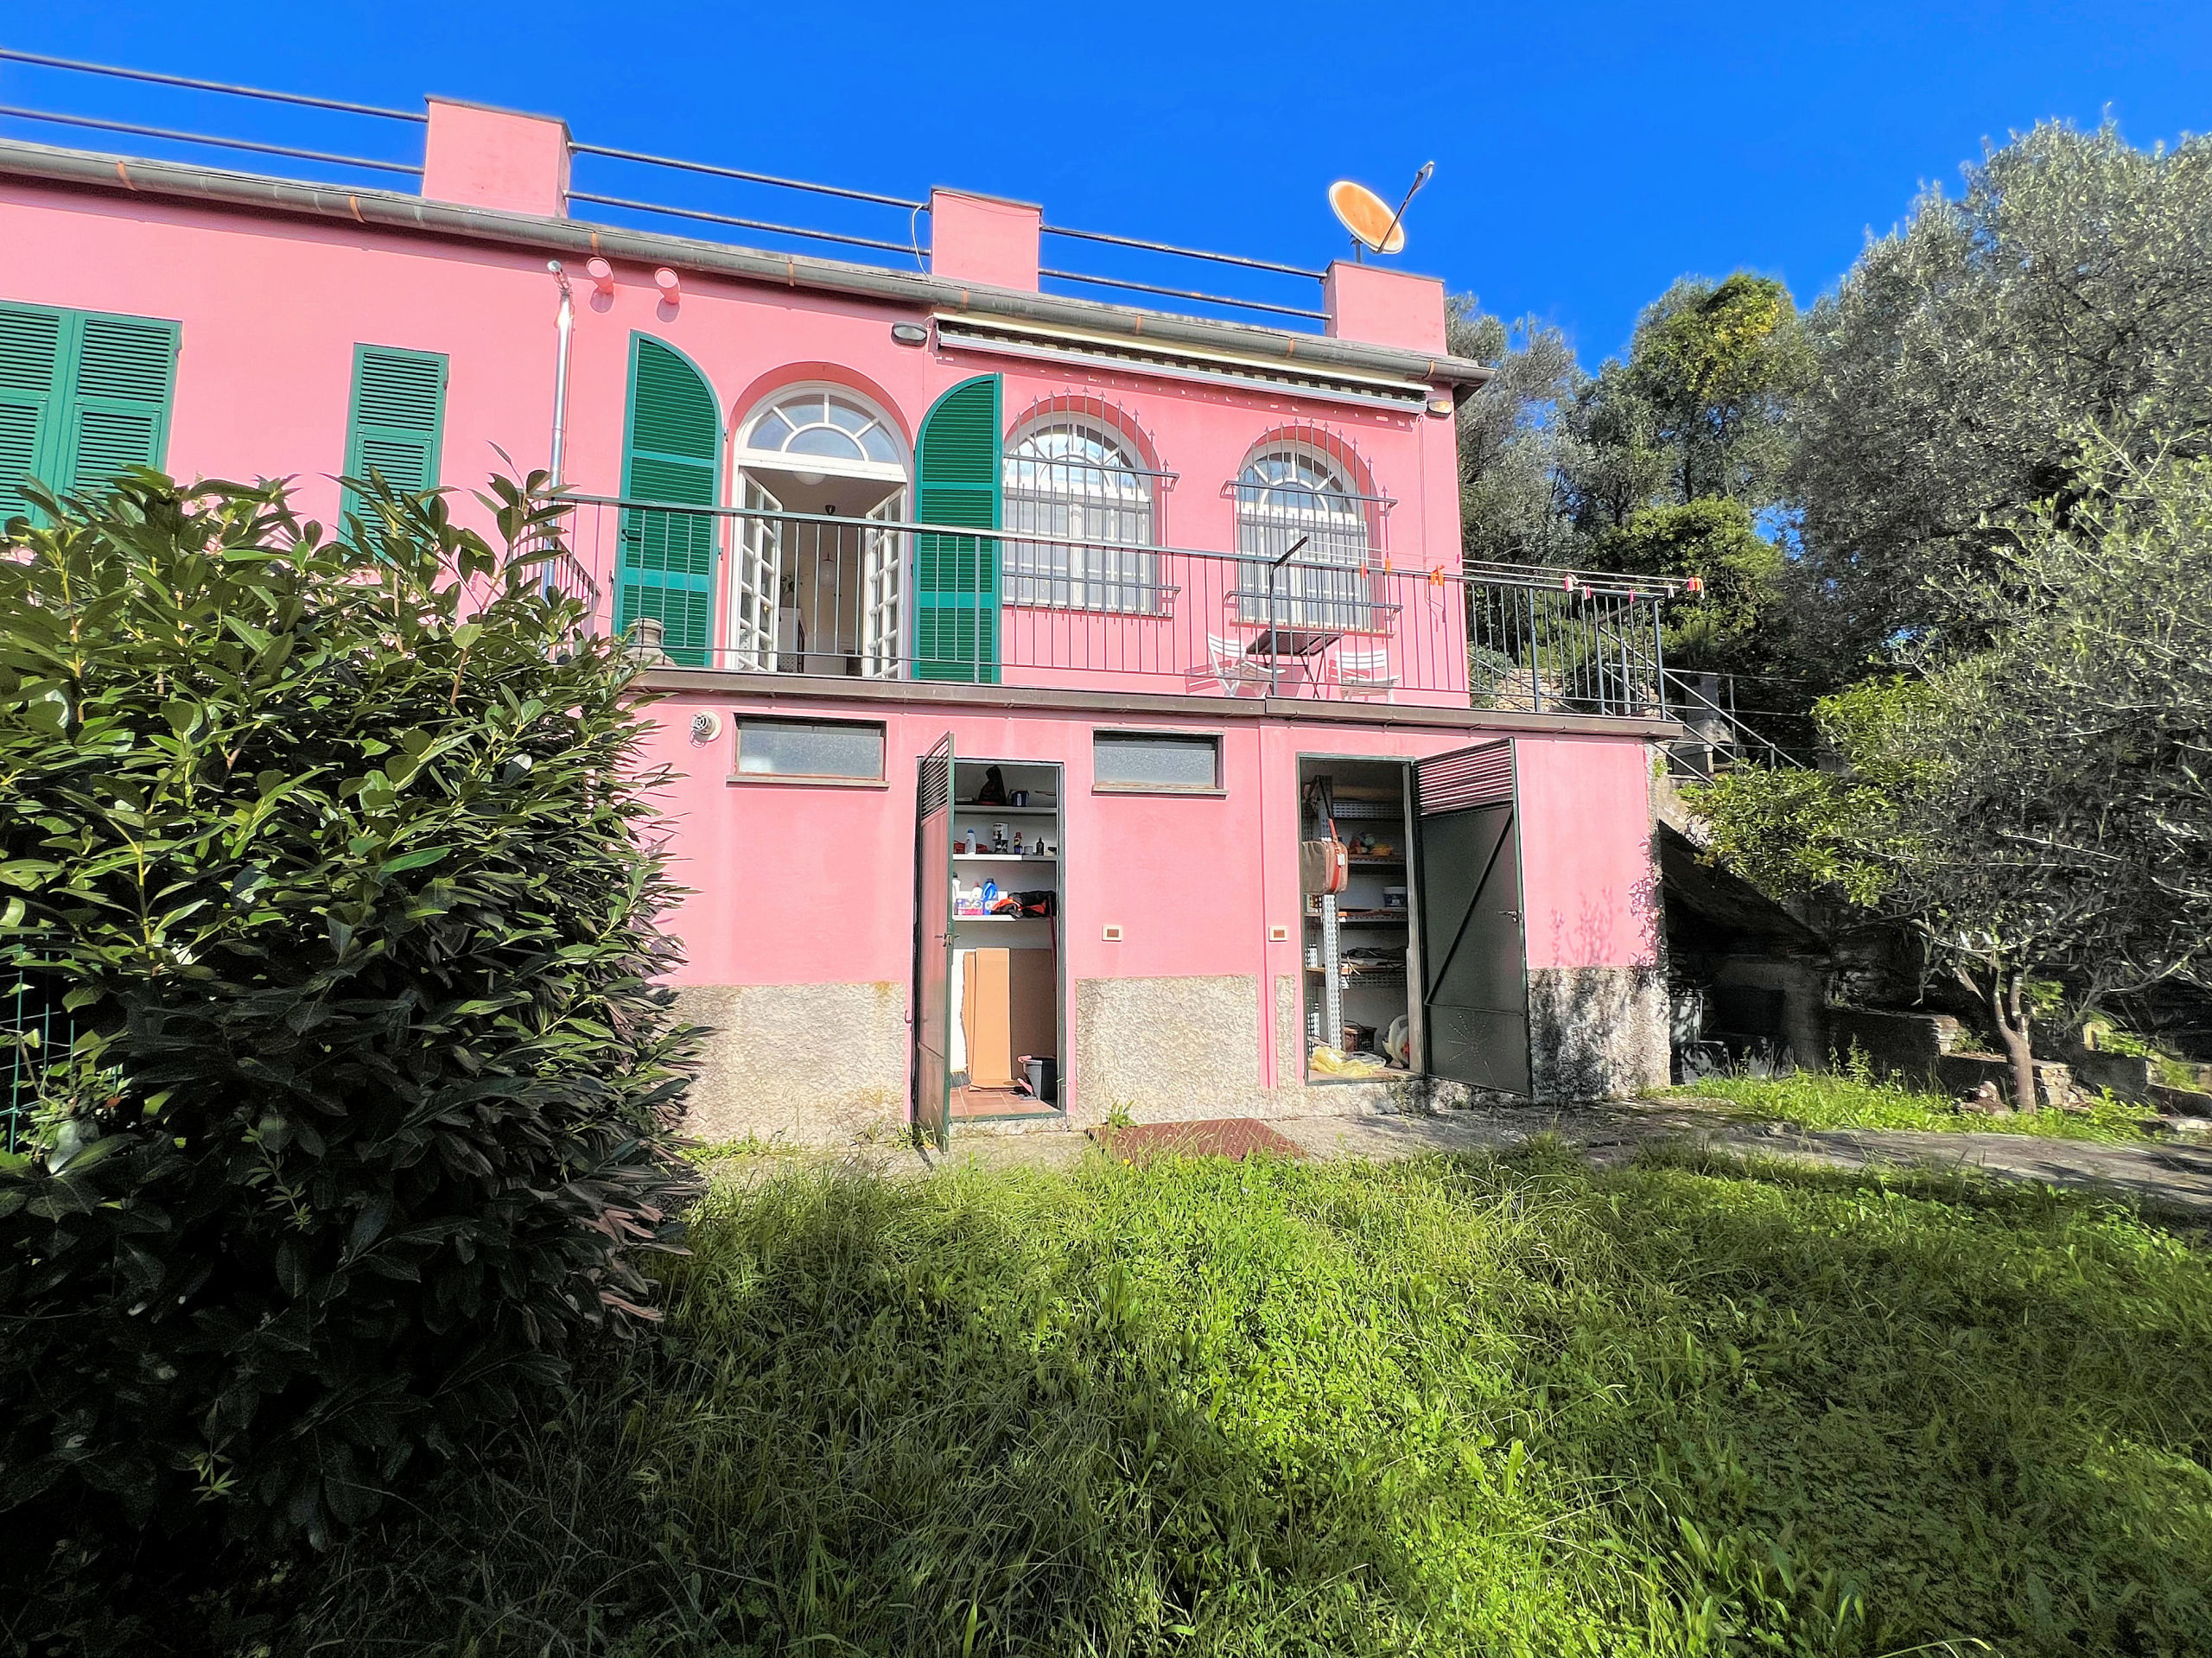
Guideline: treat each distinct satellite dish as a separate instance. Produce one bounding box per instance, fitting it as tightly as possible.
[1329,181,1407,253]
[1328,162,1435,259]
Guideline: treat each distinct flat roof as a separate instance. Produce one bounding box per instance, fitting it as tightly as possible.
[0,137,1494,391]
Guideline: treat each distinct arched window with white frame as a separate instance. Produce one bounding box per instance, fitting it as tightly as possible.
[1002,414,1165,613]
[1233,441,1377,632]
[728,384,910,677]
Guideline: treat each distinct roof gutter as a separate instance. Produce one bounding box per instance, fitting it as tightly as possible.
[0,137,1497,390]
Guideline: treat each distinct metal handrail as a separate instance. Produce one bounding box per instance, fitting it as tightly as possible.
[1662,668,1803,767]
[0,104,423,175]
[566,191,922,257]
[1040,220,1325,282]
[0,50,1338,328]
[569,139,926,211]
[1039,268,1328,321]
[0,46,426,121]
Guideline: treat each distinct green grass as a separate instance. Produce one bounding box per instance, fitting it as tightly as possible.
[1669,1067,2163,1142]
[257,1145,2212,1658]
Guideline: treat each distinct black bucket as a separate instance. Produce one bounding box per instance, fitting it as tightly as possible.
[1021,1054,1059,1105]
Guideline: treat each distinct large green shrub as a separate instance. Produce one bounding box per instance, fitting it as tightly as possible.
[0,472,696,1551]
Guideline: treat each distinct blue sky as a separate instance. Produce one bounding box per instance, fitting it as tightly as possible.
[7,2,2207,364]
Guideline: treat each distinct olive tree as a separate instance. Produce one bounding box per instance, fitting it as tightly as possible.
[1791,121,2212,677]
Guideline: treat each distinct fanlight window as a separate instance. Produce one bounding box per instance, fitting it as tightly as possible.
[1003,418,1161,612]
[741,389,902,469]
[1233,445,1373,631]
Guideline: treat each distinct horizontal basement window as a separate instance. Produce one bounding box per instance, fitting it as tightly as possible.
[1094,729,1223,793]
[736,717,886,781]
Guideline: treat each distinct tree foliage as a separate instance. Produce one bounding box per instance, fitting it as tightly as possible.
[0,472,697,1551]
[1791,121,2212,677]
[1699,435,2212,1101]
[1451,278,1808,689]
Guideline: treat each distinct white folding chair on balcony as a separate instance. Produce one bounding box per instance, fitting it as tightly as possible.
[1331,646,1398,700]
[1185,632,1274,697]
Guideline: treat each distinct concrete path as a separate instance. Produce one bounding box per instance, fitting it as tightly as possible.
[920,1099,2212,1217]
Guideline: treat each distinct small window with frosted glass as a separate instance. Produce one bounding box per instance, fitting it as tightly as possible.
[735,718,887,782]
[1093,731,1223,794]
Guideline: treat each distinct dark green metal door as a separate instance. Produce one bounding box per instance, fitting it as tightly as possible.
[912,734,957,1151]
[1414,740,1530,1093]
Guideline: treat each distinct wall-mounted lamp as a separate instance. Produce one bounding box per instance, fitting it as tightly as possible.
[889,321,930,346]
[1425,397,1453,419]
[654,267,682,307]
[585,256,615,297]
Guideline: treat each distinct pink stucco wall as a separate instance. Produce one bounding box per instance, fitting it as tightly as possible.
[420,99,571,219]
[1514,735,1661,971]
[0,178,1465,632]
[4,158,1666,1110]
[928,189,1041,291]
[636,688,1658,1103]
[1323,263,1450,355]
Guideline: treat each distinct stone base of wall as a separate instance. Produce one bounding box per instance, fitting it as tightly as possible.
[1529,964,1669,1102]
[673,981,907,1146]
[674,967,1669,1147]
[1078,974,1480,1125]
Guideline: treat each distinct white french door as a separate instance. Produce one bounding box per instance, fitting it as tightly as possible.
[730,473,785,671]
[860,490,906,679]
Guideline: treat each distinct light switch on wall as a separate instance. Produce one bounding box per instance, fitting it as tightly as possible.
[1268,925,1289,942]
[1102,924,1123,942]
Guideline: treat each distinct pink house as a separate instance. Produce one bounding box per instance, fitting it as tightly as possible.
[0,86,1681,1146]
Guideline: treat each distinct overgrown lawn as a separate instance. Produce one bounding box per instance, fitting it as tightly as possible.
[261,1145,2212,1658]
[1670,1067,2162,1142]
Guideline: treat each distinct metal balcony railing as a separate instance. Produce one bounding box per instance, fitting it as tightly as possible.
[537,496,1688,719]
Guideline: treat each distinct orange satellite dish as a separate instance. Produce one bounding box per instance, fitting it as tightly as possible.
[1328,180,1407,254]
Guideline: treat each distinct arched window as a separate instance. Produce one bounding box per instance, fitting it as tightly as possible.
[1002,416,1162,613]
[1233,441,1374,631]
[736,386,905,474]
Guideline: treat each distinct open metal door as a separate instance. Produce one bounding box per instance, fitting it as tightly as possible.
[731,474,784,670]
[1414,740,1531,1093]
[911,734,957,1151]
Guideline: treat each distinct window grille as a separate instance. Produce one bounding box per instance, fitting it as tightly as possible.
[1232,444,1381,632]
[1002,418,1166,613]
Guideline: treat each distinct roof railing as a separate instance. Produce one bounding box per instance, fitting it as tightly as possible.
[0,46,1336,328]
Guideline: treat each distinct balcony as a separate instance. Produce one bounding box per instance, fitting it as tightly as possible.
[542,497,1688,721]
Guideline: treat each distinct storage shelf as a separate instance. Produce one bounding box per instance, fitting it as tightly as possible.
[956,804,1058,816]
[1347,857,1405,867]
[1325,802,1402,821]
[955,854,1057,863]
[955,914,1047,924]
[1306,912,1409,926]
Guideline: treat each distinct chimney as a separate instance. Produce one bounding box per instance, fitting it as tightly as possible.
[420,98,571,219]
[928,188,1041,291]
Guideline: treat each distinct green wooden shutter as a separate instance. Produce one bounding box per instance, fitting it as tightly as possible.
[0,304,62,525]
[60,313,178,495]
[913,374,1001,683]
[342,345,447,535]
[619,334,720,668]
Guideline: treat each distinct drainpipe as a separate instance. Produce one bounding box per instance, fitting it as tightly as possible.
[545,260,575,487]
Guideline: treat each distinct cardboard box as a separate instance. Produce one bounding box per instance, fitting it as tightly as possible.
[960,947,1056,1090]
[961,949,1014,1088]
